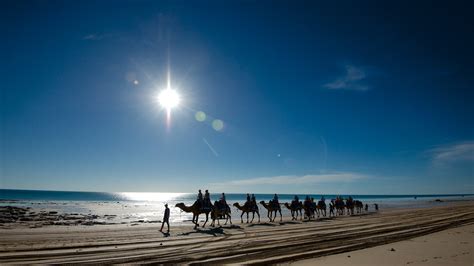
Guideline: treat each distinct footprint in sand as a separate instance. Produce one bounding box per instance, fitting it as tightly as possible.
[433,256,442,259]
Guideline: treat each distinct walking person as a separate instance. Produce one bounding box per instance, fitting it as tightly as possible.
[160,203,170,232]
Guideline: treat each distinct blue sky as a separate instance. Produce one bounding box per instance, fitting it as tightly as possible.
[1,1,473,194]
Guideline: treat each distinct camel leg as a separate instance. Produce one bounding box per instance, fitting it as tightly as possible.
[257,211,261,222]
[194,214,200,228]
[240,212,244,223]
[273,211,277,222]
[246,212,249,223]
[228,214,232,225]
[203,213,208,228]
[279,210,282,222]
[250,212,254,223]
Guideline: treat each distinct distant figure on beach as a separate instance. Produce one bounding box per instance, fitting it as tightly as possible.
[374,203,379,211]
[160,203,170,232]
[365,204,368,211]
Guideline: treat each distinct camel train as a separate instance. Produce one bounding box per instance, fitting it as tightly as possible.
[175,192,367,228]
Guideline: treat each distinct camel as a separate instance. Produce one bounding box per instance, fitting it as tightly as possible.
[333,199,345,216]
[260,200,282,222]
[354,200,363,214]
[284,201,303,220]
[329,202,335,217]
[233,202,260,223]
[175,202,211,228]
[345,198,355,215]
[210,201,232,227]
[317,200,327,217]
[302,200,315,220]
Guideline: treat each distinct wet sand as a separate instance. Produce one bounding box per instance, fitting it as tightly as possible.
[1,201,473,264]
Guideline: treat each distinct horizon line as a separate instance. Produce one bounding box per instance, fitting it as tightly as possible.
[1,188,473,197]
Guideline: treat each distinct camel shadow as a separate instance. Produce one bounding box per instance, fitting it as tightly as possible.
[160,231,170,237]
[279,221,301,225]
[217,224,241,230]
[180,227,226,237]
[248,222,276,227]
[318,217,335,222]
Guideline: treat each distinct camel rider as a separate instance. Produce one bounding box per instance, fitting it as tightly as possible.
[273,194,279,207]
[246,193,251,203]
[219,193,227,211]
[204,190,210,208]
[220,193,226,205]
[311,197,316,209]
[251,194,256,206]
[292,195,299,208]
[197,190,203,206]
[304,196,311,209]
[220,193,226,202]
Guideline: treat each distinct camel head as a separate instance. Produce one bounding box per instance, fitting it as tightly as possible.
[175,202,185,208]
[233,202,240,207]
[259,200,266,205]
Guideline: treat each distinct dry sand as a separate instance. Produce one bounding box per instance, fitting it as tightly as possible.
[287,223,473,266]
[0,201,473,264]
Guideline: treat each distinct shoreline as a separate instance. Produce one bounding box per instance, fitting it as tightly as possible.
[1,201,473,264]
[1,197,472,229]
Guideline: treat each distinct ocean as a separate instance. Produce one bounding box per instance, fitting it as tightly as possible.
[1,189,472,225]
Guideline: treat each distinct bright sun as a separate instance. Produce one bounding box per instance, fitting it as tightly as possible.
[157,89,180,110]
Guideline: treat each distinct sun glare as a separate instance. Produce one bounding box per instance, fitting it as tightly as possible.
[157,89,180,110]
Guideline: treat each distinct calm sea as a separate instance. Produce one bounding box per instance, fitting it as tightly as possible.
[1,189,472,225]
[0,189,471,202]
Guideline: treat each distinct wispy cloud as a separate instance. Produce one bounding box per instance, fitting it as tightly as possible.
[82,33,112,41]
[324,65,369,91]
[211,172,368,187]
[429,141,474,164]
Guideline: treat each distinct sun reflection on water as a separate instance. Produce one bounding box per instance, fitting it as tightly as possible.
[119,192,186,202]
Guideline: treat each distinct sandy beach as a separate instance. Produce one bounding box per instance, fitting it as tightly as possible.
[289,223,473,266]
[1,200,473,264]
